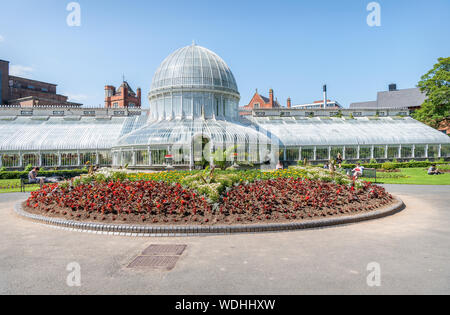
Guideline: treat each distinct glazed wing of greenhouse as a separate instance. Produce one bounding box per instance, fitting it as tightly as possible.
[0,44,449,169]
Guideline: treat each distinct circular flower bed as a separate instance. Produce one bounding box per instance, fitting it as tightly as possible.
[23,178,394,225]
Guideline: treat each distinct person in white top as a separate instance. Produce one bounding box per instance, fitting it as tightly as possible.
[352,163,364,179]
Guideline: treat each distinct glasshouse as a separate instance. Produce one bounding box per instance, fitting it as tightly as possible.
[0,43,449,169]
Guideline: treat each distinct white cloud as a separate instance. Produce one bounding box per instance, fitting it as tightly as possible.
[64,93,89,102]
[9,65,34,77]
[0,35,4,42]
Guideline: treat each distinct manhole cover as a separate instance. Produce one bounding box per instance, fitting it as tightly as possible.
[127,256,179,270]
[142,244,187,256]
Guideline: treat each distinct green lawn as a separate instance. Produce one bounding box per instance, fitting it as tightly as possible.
[361,168,450,185]
[0,179,40,193]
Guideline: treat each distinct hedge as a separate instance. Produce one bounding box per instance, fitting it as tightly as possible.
[0,169,88,180]
[338,161,448,170]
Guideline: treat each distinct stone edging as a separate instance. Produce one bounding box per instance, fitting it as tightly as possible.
[14,197,405,237]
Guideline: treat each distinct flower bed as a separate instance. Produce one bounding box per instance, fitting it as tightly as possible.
[23,173,394,225]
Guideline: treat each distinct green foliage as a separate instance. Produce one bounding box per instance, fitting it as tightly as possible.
[382,162,397,171]
[340,160,448,170]
[213,146,237,169]
[0,169,88,180]
[112,171,127,182]
[24,164,33,172]
[413,57,450,129]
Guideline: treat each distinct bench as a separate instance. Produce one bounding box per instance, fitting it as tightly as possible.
[19,174,65,192]
[20,175,38,192]
[363,168,377,183]
[342,168,377,183]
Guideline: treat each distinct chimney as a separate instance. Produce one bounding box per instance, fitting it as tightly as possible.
[323,85,327,109]
[389,83,397,91]
[287,97,291,108]
[137,88,142,107]
[269,89,274,106]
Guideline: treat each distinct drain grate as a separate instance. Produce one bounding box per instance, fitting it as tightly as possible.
[128,244,187,270]
[142,244,187,256]
[127,255,179,270]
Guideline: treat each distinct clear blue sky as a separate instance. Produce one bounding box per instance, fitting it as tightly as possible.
[0,0,449,108]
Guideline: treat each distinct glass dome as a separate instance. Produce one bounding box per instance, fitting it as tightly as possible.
[148,44,240,121]
[150,44,239,95]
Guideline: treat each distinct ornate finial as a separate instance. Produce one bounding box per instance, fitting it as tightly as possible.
[122,74,126,82]
[192,40,196,46]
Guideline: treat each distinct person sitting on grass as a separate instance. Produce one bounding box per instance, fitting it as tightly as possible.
[28,167,45,188]
[352,163,364,179]
[428,164,442,176]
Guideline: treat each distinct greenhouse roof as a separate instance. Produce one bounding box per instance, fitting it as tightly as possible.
[248,117,450,146]
[0,115,147,152]
[115,118,270,147]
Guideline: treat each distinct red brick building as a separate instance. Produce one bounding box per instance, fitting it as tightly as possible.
[240,89,286,116]
[0,59,82,107]
[104,81,141,108]
[439,118,450,135]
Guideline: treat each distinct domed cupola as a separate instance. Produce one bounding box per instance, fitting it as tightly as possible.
[148,44,240,120]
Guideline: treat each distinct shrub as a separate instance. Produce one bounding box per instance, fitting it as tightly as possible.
[0,169,88,180]
[24,164,33,172]
[382,162,397,171]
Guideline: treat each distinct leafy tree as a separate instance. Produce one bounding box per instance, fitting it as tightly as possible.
[413,57,450,129]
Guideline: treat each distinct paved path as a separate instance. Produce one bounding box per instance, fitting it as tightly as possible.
[0,185,449,295]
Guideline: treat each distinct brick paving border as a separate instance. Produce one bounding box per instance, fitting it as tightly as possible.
[14,197,405,237]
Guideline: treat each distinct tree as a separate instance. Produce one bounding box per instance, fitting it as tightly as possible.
[413,57,450,129]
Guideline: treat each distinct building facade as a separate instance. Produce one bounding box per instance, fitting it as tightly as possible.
[104,81,141,108]
[350,84,427,111]
[0,59,82,107]
[240,89,282,116]
[292,100,343,110]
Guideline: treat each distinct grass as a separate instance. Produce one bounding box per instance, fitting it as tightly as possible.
[361,168,450,185]
[0,179,40,193]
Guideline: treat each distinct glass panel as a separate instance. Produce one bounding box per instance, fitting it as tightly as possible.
[278,149,285,161]
[61,153,78,166]
[442,144,450,158]
[345,146,358,160]
[173,93,182,117]
[428,145,439,159]
[301,147,314,161]
[172,146,189,165]
[415,145,426,158]
[151,149,168,165]
[136,150,149,166]
[80,152,96,166]
[330,147,344,160]
[359,146,372,160]
[23,153,38,166]
[373,146,386,159]
[316,147,329,160]
[387,146,400,159]
[286,148,299,161]
[1,154,20,167]
[41,153,58,167]
[401,145,413,159]
[98,151,112,165]
[121,151,133,166]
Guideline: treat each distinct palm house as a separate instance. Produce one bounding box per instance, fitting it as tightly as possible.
[0,43,449,170]
[112,44,272,168]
